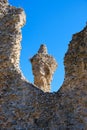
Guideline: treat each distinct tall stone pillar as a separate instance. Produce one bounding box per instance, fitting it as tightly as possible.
[30,44,57,92]
[0,0,26,88]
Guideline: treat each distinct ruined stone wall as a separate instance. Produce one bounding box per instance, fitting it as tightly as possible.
[0,0,87,129]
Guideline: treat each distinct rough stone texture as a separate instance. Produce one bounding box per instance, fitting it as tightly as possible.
[30,44,57,92]
[0,0,87,129]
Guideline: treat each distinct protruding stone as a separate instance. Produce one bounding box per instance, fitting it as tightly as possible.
[30,44,57,92]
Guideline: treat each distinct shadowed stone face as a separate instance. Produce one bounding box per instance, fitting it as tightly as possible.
[64,26,87,79]
[30,44,57,92]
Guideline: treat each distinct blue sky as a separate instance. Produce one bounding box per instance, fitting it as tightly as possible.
[9,0,87,92]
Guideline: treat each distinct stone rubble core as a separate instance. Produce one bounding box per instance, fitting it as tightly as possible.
[0,0,87,129]
[30,44,57,92]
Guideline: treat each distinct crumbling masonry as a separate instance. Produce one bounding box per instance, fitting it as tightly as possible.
[0,0,87,129]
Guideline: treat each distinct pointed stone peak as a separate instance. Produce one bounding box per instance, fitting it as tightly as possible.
[38,44,48,54]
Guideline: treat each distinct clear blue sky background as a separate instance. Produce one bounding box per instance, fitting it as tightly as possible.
[9,0,87,92]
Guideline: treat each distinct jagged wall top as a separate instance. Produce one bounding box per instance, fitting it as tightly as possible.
[64,25,87,80]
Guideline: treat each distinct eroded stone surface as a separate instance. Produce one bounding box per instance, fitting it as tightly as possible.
[0,0,87,129]
[30,44,57,92]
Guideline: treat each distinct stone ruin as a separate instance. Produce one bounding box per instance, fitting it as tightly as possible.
[30,44,57,92]
[0,0,87,129]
